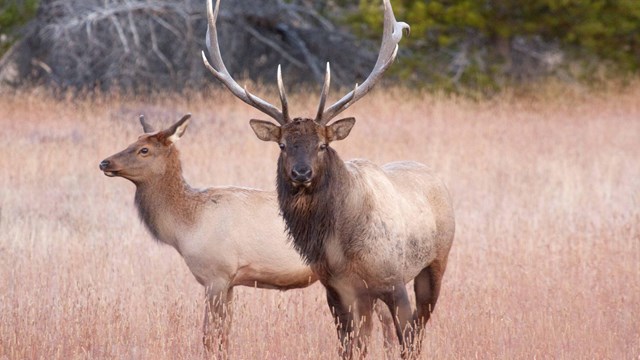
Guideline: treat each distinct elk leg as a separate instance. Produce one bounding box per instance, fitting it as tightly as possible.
[203,283,234,357]
[374,301,397,359]
[412,260,446,357]
[380,284,416,359]
[326,286,356,359]
[352,294,375,359]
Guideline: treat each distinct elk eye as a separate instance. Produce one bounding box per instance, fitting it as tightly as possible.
[279,143,285,150]
[319,144,327,150]
[139,147,149,155]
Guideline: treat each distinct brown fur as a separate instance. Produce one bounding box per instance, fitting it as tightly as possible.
[133,146,205,243]
[277,135,352,264]
[203,1,441,356]
[252,117,455,359]
[100,115,319,357]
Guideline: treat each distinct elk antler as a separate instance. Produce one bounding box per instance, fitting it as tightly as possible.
[201,0,290,125]
[316,0,409,125]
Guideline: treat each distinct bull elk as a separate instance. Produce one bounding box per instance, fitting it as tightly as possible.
[98,114,319,355]
[202,0,455,358]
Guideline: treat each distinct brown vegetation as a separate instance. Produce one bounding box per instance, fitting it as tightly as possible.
[0,84,638,358]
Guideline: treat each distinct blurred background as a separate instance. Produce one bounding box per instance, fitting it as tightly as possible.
[2,1,639,358]
[1,0,639,96]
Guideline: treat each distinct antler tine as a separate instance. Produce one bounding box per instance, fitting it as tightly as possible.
[202,0,287,125]
[318,0,409,125]
[277,65,290,122]
[314,62,331,122]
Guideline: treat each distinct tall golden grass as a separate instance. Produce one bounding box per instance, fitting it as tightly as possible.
[0,84,638,359]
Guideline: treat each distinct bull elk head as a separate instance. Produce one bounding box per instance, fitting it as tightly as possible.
[201,0,409,188]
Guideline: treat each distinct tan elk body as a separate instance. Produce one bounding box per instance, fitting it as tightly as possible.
[99,115,317,353]
[202,0,455,358]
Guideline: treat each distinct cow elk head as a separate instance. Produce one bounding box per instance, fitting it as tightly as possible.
[99,114,191,184]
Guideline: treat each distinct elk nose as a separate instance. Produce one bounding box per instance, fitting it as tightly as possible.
[291,166,312,182]
[99,160,110,170]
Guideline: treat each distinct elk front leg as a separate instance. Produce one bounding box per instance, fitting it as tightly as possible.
[380,284,417,359]
[327,285,373,359]
[374,300,398,359]
[203,283,234,357]
[327,286,375,359]
[352,294,375,359]
[326,286,353,358]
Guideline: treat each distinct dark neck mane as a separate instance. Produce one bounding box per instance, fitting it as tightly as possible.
[276,148,351,264]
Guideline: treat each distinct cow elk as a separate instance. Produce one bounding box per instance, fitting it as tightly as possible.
[202,0,455,358]
[99,114,319,356]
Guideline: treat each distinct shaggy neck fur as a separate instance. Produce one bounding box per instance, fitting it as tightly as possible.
[277,147,353,264]
[133,147,197,249]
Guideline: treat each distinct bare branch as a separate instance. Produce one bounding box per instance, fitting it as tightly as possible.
[109,15,130,53]
[3,0,377,92]
[241,22,305,69]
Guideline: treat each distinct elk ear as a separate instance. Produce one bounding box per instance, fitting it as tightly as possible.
[139,115,155,133]
[164,114,191,144]
[250,119,281,142]
[327,117,355,142]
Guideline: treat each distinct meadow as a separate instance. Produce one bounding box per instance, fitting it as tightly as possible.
[0,84,638,359]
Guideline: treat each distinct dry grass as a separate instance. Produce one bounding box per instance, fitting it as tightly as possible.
[0,84,639,359]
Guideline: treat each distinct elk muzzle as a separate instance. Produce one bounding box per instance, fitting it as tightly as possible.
[99,159,118,177]
[291,164,312,185]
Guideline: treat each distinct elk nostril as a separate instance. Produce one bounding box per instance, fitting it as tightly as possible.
[292,166,312,181]
[99,160,110,170]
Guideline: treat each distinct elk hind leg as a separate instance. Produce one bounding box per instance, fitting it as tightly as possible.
[412,260,446,356]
